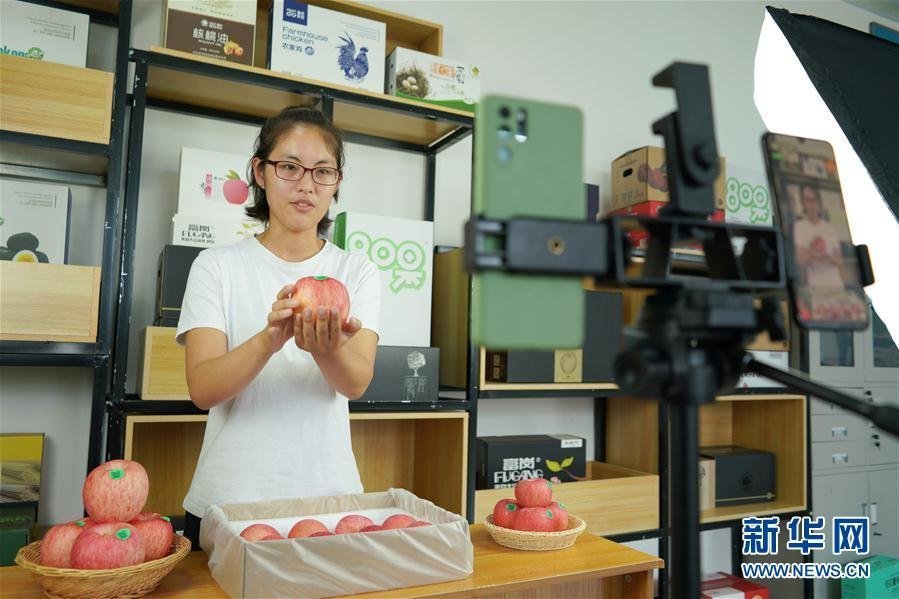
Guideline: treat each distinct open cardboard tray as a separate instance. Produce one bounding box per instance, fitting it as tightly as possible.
[200,488,473,598]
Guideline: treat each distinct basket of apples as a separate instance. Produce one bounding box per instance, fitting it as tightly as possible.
[484,478,586,551]
[14,459,190,599]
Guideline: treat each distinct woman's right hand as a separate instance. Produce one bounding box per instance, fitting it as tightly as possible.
[261,284,300,356]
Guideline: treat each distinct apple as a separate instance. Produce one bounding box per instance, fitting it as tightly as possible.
[334,514,374,534]
[309,531,334,537]
[407,521,431,528]
[70,523,145,569]
[381,514,417,530]
[360,525,384,532]
[548,502,569,531]
[41,519,95,567]
[223,171,249,205]
[288,518,328,539]
[492,499,519,529]
[292,276,349,325]
[514,478,553,508]
[240,523,281,542]
[259,534,284,541]
[83,460,149,523]
[129,512,173,561]
[513,507,555,533]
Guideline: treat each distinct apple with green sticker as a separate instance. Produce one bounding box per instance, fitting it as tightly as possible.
[514,477,553,508]
[40,519,96,567]
[548,501,569,531]
[129,512,174,560]
[70,523,145,569]
[292,276,350,325]
[82,460,149,523]
[513,507,556,532]
[492,499,519,529]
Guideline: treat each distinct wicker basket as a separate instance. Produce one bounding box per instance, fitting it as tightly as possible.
[14,534,191,599]
[484,514,586,551]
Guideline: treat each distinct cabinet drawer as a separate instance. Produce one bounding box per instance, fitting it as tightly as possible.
[811,440,867,471]
[138,326,190,400]
[0,262,101,342]
[811,413,870,442]
[0,54,113,145]
[867,431,899,466]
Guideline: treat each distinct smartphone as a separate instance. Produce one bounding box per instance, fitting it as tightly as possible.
[762,133,868,329]
[471,96,585,349]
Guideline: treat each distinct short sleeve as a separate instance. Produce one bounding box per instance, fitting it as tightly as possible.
[175,250,227,346]
[349,256,381,340]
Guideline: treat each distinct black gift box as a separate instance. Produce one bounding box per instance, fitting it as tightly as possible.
[155,245,204,327]
[357,346,439,403]
[484,350,554,383]
[701,446,775,507]
[582,290,622,382]
[476,434,587,489]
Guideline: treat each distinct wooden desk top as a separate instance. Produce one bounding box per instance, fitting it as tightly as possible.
[0,525,663,598]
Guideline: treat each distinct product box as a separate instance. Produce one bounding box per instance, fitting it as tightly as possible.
[699,458,715,511]
[476,434,587,489]
[734,350,788,389]
[156,245,204,326]
[177,147,253,220]
[700,446,775,507]
[200,489,472,598]
[0,1,88,67]
[172,213,263,249]
[586,183,600,221]
[333,211,433,347]
[163,0,256,65]
[0,179,71,264]
[841,555,899,599]
[610,146,726,212]
[386,47,480,112]
[485,290,621,384]
[268,0,386,94]
[358,346,439,403]
[701,572,769,598]
[725,164,774,228]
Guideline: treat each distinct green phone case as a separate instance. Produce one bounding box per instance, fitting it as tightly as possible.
[471,95,585,349]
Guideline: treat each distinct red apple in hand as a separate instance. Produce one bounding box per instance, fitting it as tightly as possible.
[83,460,149,523]
[292,276,350,325]
[129,512,174,561]
[41,519,95,567]
[515,478,553,508]
[70,523,145,569]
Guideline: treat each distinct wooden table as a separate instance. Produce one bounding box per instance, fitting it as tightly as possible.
[0,525,663,598]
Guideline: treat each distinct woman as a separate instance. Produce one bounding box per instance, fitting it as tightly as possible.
[176,107,380,548]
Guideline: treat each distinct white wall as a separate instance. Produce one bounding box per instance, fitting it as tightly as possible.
[1,1,881,540]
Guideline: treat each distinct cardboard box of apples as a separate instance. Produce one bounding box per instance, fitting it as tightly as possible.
[15,459,190,599]
[486,477,586,551]
[200,488,473,598]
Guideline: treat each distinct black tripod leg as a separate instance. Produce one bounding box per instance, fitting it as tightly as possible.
[669,402,701,598]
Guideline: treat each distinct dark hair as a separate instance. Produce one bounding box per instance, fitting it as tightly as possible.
[245,106,345,236]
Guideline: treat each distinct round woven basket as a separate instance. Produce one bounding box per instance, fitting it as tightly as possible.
[485,514,586,551]
[14,534,191,599]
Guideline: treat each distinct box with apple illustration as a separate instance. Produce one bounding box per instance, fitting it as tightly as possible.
[177,147,253,221]
[200,488,473,598]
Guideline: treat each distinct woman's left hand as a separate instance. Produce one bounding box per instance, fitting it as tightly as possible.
[294,307,362,354]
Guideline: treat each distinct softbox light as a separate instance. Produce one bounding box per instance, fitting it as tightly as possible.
[755,6,899,341]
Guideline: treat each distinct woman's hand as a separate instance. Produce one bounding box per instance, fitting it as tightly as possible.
[294,307,362,354]
[261,285,300,356]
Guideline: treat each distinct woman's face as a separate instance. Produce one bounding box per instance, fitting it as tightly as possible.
[252,125,340,235]
[801,187,822,222]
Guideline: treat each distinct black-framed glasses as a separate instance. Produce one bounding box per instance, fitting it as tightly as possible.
[263,159,341,185]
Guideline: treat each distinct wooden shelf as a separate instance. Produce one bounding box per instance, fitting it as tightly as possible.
[0,55,113,145]
[138,47,471,150]
[123,411,468,520]
[606,393,808,525]
[474,461,659,537]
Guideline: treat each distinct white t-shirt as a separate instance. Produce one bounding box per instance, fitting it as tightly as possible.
[176,237,381,517]
[793,218,843,288]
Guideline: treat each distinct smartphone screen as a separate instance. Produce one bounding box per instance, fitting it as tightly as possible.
[762,133,868,329]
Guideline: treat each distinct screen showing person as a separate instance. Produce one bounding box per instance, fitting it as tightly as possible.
[763,134,867,328]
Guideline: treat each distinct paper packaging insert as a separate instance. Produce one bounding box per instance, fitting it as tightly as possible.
[200,488,473,598]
